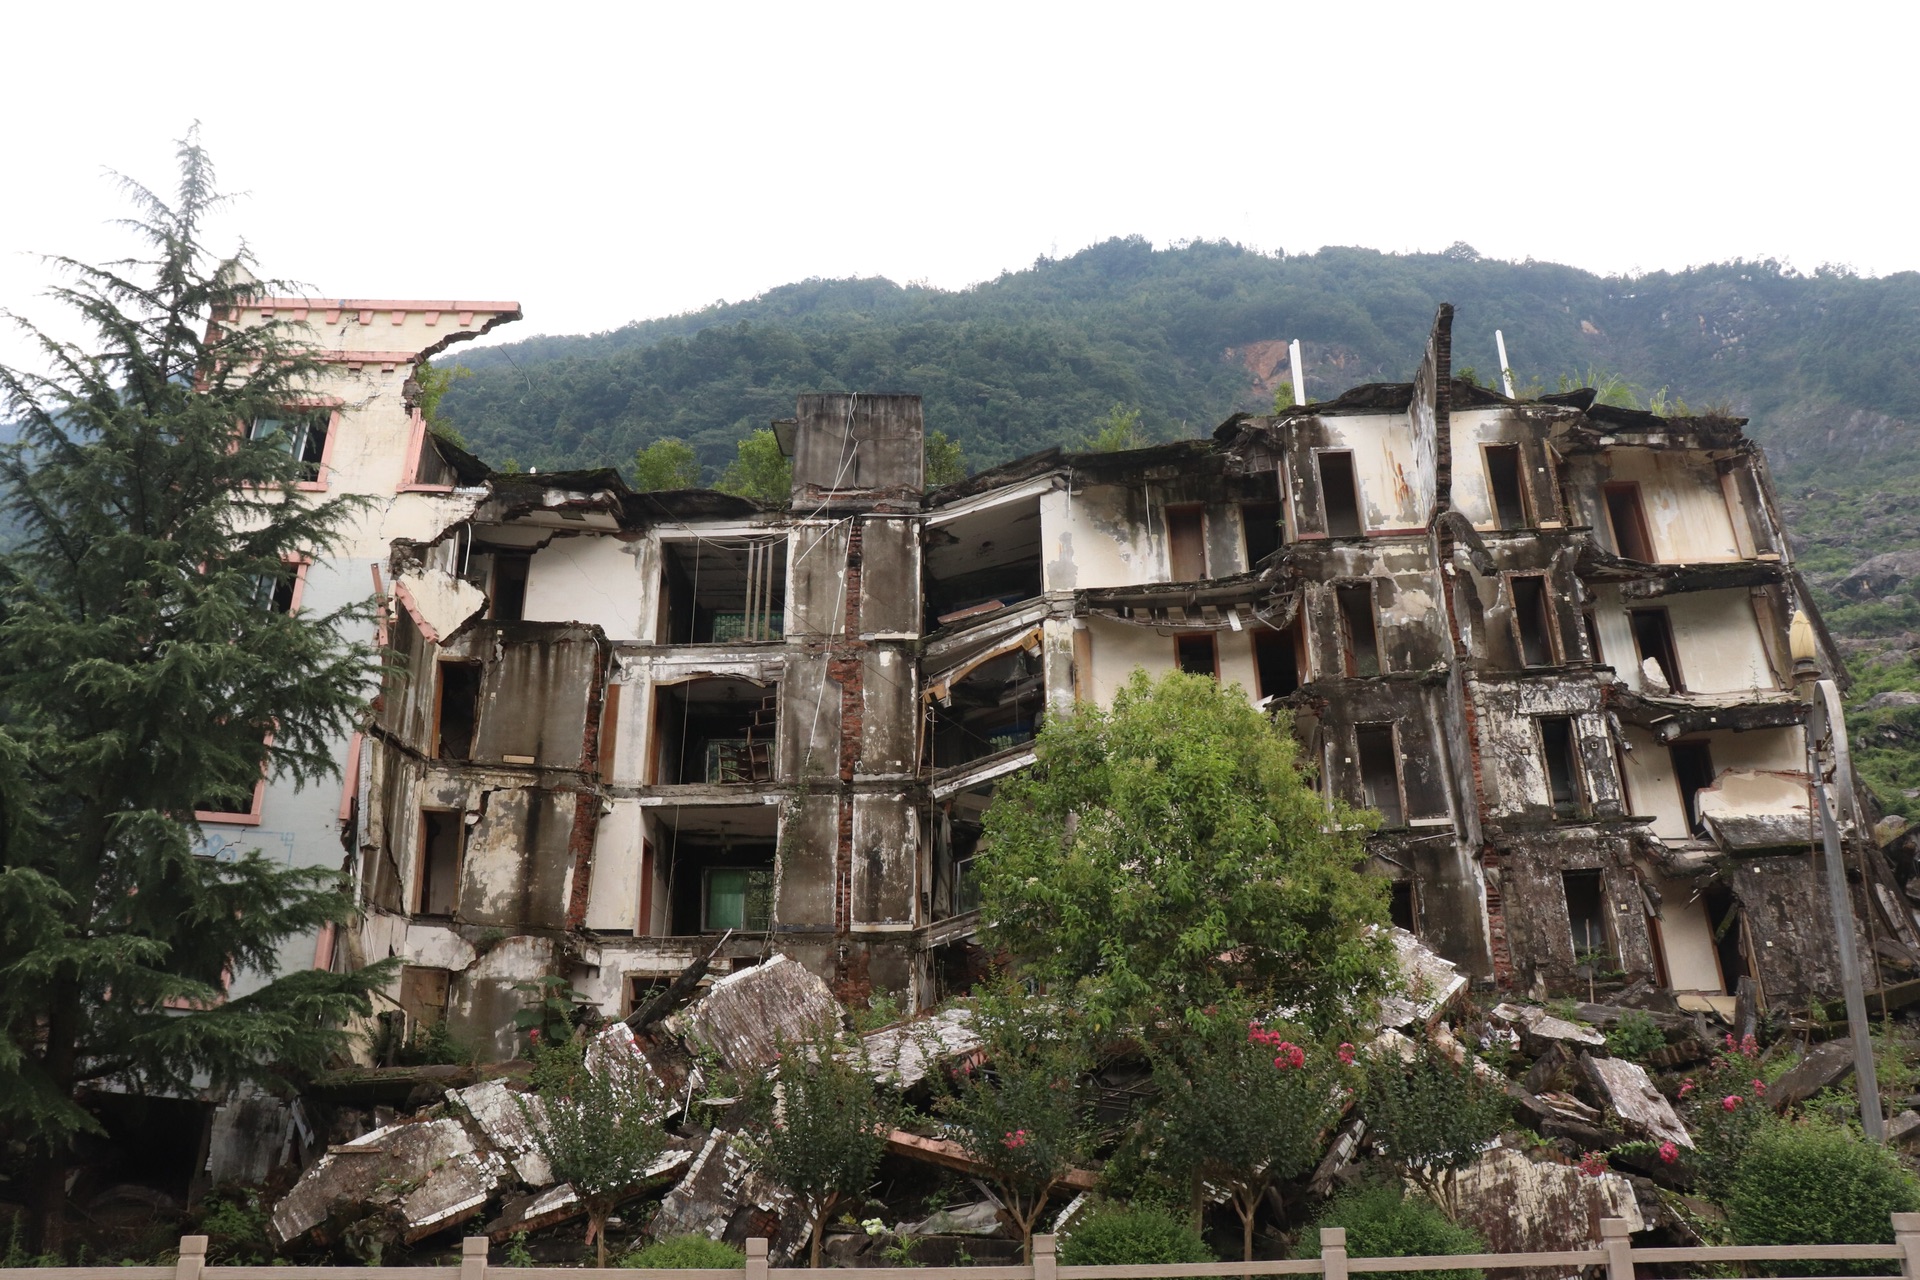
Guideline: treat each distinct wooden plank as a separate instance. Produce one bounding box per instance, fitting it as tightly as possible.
[885,1128,1097,1191]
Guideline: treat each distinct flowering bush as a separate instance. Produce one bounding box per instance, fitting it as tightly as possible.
[1679,1033,1772,1201]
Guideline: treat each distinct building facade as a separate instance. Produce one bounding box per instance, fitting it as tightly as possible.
[333,305,1902,1058]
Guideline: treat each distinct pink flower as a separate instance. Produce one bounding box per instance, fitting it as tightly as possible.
[1002,1129,1029,1149]
[1658,1141,1679,1164]
[1678,1078,1696,1098]
[1751,1078,1767,1095]
[1723,1095,1742,1111]
[1338,1042,1356,1066]
[1740,1034,1759,1058]
[528,1028,541,1043]
[1725,1033,1736,1049]
[1577,1151,1608,1177]
[1273,1042,1306,1070]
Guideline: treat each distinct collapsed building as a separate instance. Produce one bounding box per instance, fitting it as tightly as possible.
[309,302,1913,1053]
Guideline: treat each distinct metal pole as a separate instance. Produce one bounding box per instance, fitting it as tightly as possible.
[1810,677,1885,1140]
[1495,330,1516,399]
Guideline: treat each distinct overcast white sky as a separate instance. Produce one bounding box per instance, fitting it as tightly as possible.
[3,1,1914,367]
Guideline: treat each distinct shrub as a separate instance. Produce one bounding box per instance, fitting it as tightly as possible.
[1605,1011,1667,1062]
[1295,1186,1486,1280]
[1727,1118,1920,1274]
[621,1236,747,1268]
[1060,1205,1214,1267]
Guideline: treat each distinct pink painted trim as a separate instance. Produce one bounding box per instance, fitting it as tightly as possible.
[312,922,338,971]
[245,297,522,314]
[390,577,440,644]
[195,732,274,826]
[338,731,363,823]
[395,408,461,493]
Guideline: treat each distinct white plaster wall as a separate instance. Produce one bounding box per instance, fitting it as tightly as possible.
[524,535,647,638]
[1593,587,1778,695]
[1605,451,1743,563]
[1084,616,1175,705]
[1654,881,1725,993]
[1042,486,1161,591]
[1217,630,1263,704]
[1315,410,1427,532]
[1620,725,1806,838]
[585,801,645,932]
[1448,409,1556,529]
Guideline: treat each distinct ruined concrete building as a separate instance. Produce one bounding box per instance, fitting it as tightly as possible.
[231,300,1902,1061]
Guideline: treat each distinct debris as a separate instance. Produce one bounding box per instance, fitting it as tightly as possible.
[1445,1143,1642,1276]
[651,1131,814,1263]
[1309,1118,1367,1195]
[884,1129,1098,1191]
[895,1200,1004,1237]
[1578,1054,1692,1149]
[448,1079,553,1186]
[625,931,733,1033]
[269,1117,509,1249]
[1493,1003,1608,1056]
[674,955,842,1074]
[481,1184,582,1241]
[1768,1039,1856,1111]
[1377,927,1468,1029]
[863,1006,981,1088]
[1887,1110,1920,1147]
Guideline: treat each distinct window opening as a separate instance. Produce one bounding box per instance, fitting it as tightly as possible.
[1318,451,1363,537]
[1562,869,1609,959]
[490,551,531,622]
[252,409,330,481]
[651,678,776,784]
[1389,880,1417,932]
[924,494,1044,629]
[251,568,297,614]
[1337,583,1381,677]
[1511,575,1558,667]
[435,661,482,760]
[1176,632,1217,677]
[1166,504,1207,581]
[1241,501,1282,566]
[1582,609,1604,666]
[1355,723,1405,826]
[1484,444,1530,530]
[1603,482,1655,562]
[660,537,786,644]
[933,787,993,919]
[1629,608,1683,691]
[705,867,774,931]
[1540,716,1583,818]
[931,647,1043,769]
[1253,619,1302,698]
[417,810,464,916]
[1702,882,1750,993]
[1669,740,1716,835]
[414,433,458,486]
[658,811,777,935]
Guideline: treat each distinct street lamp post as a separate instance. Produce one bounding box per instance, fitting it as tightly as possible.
[1791,611,1885,1141]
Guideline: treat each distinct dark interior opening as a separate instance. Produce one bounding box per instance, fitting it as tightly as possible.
[253,409,330,481]
[1166,505,1207,582]
[252,567,297,614]
[1242,501,1282,567]
[1485,444,1529,530]
[664,838,775,934]
[1630,608,1683,691]
[924,496,1043,629]
[932,647,1043,769]
[1337,583,1380,677]
[934,788,993,919]
[490,550,531,622]
[1318,451,1363,537]
[1512,575,1557,667]
[1176,632,1217,677]
[1389,880,1417,932]
[1540,716,1582,817]
[435,661,482,760]
[1583,609,1604,666]
[1253,620,1302,698]
[418,810,464,916]
[87,1091,212,1203]
[1562,869,1609,958]
[651,677,777,784]
[661,537,786,644]
[1702,882,1750,993]
[1604,482,1655,562]
[1356,723,1404,826]
[414,434,458,486]
[1670,740,1717,835]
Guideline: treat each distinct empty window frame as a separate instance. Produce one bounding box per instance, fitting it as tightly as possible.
[1510,575,1559,667]
[1175,632,1218,678]
[660,537,786,644]
[250,560,304,614]
[1389,880,1418,932]
[490,551,532,622]
[1166,504,1208,582]
[1355,723,1406,825]
[435,661,483,760]
[1317,451,1364,537]
[1669,740,1716,835]
[251,409,332,483]
[1562,869,1610,959]
[1603,482,1656,562]
[704,866,773,932]
[1483,444,1531,530]
[1336,582,1382,677]
[1252,618,1302,698]
[416,810,464,916]
[1241,501,1282,566]
[1629,608,1684,691]
[1582,609,1604,667]
[1539,716,1584,818]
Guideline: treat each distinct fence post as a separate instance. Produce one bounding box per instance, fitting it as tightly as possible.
[461,1237,489,1280]
[1601,1217,1634,1280]
[1034,1234,1058,1280]
[746,1237,769,1280]
[1320,1226,1348,1280]
[175,1235,208,1280]
[1894,1213,1920,1280]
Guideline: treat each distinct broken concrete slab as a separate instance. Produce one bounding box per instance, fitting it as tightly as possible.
[269,1117,509,1248]
[674,955,842,1074]
[1578,1054,1692,1148]
[863,1006,981,1088]
[1507,1085,1618,1150]
[895,1200,1002,1237]
[651,1130,815,1263]
[447,1079,552,1186]
[1445,1143,1642,1280]
[1494,1003,1608,1056]
[1769,1039,1856,1111]
[1377,927,1468,1029]
[1888,1110,1920,1147]
[481,1183,582,1242]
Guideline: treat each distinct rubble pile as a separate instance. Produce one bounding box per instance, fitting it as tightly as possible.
[261,933,1897,1266]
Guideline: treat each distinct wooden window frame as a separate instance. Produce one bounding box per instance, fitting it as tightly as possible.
[1506,572,1562,668]
[1628,606,1686,692]
[1602,481,1657,562]
[1482,442,1533,530]
[195,731,274,827]
[1536,715,1587,818]
[1336,580,1384,677]
[1174,631,1219,680]
[1165,503,1209,582]
[1354,721,1408,827]
[413,808,466,917]
[1314,449,1365,538]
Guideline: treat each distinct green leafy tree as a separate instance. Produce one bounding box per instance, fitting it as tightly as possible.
[1295,1186,1487,1280]
[413,357,472,445]
[1358,1039,1509,1217]
[743,1024,899,1267]
[1153,1005,1351,1260]
[1272,383,1296,413]
[932,984,1094,1260]
[1087,403,1148,452]
[976,670,1394,1030]
[521,1034,667,1266]
[717,427,791,504]
[0,133,388,1251]
[1727,1116,1920,1272]
[926,429,969,487]
[632,437,702,491]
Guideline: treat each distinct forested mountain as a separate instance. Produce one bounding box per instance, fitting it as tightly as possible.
[436,237,1920,815]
